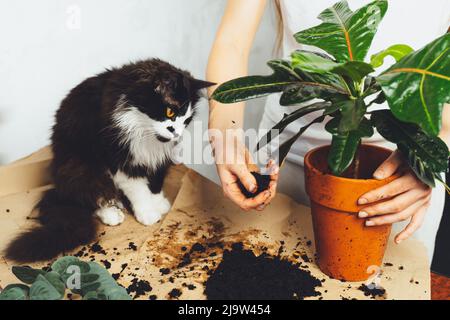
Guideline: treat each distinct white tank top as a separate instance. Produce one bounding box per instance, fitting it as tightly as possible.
[263,0,450,165]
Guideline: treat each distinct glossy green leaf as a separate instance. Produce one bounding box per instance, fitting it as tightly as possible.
[327,117,374,175]
[331,61,374,83]
[280,82,347,106]
[211,74,295,104]
[371,110,449,187]
[371,44,414,68]
[291,51,374,83]
[377,34,450,135]
[294,0,388,62]
[291,51,338,73]
[276,116,327,165]
[339,98,367,132]
[211,60,299,104]
[256,102,330,151]
[12,266,46,284]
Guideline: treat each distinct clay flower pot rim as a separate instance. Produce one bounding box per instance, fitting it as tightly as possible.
[304,144,401,184]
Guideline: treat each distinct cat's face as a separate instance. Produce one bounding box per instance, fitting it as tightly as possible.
[115,62,214,144]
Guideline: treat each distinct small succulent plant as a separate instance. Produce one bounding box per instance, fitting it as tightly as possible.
[0,256,131,300]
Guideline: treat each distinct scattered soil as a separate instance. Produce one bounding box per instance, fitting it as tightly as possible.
[127,279,153,299]
[168,288,182,299]
[204,243,322,300]
[358,284,386,299]
[90,242,107,255]
[237,172,270,198]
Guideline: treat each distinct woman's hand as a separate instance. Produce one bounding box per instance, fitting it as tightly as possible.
[358,150,432,244]
[212,131,279,211]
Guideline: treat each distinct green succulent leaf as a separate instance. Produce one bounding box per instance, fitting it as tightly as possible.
[371,44,414,68]
[83,291,100,300]
[0,284,29,300]
[257,101,330,150]
[51,256,89,275]
[377,34,450,135]
[294,0,388,62]
[84,262,131,300]
[29,274,63,300]
[12,266,46,284]
[44,271,65,297]
[371,110,449,187]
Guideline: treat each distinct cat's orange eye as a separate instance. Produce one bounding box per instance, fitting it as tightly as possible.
[166,108,175,119]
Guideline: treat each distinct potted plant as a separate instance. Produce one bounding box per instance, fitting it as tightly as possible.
[211,0,449,281]
[0,256,131,300]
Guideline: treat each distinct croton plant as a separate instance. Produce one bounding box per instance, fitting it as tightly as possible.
[212,0,450,188]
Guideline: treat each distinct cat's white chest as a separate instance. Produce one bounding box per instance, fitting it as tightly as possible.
[128,135,173,170]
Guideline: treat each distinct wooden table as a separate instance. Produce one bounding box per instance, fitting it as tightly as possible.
[431,272,450,300]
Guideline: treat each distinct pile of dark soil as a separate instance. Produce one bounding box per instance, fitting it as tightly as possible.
[237,172,270,198]
[204,243,322,300]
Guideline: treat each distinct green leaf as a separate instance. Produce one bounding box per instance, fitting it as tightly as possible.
[84,262,131,300]
[280,82,347,106]
[0,284,29,300]
[371,110,449,187]
[211,60,299,104]
[276,115,327,165]
[371,44,414,68]
[211,74,295,104]
[12,266,46,284]
[291,51,374,83]
[51,256,88,275]
[83,291,100,300]
[377,34,450,135]
[327,117,374,175]
[29,274,63,300]
[339,98,367,132]
[291,51,338,74]
[257,102,330,150]
[44,271,65,297]
[331,61,374,83]
[294,0,388,62]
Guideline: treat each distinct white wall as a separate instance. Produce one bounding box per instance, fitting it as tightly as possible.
[0,0,276,171]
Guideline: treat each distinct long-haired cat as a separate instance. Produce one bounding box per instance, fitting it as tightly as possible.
[5,59,214,262]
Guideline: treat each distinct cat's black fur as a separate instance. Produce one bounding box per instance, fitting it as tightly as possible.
[5,59,214,262]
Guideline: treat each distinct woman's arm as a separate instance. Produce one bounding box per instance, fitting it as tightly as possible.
[207,0,278,211]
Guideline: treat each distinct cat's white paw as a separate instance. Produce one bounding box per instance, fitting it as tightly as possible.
[133,206,161,226]
[154,196,171,215]
[96,206,125,226]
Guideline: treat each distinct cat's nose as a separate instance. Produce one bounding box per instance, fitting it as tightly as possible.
[167,126,175,133]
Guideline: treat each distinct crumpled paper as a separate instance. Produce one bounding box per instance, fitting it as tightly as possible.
[0,147,430,300]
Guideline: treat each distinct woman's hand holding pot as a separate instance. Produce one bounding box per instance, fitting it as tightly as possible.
[358,150,432,244]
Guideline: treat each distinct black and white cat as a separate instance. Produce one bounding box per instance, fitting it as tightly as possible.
[5,59,214,262]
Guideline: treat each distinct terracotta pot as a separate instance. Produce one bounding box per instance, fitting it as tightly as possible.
[304,144,397,281]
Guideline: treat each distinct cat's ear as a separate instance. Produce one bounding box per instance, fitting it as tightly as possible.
[191,78,216,90]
